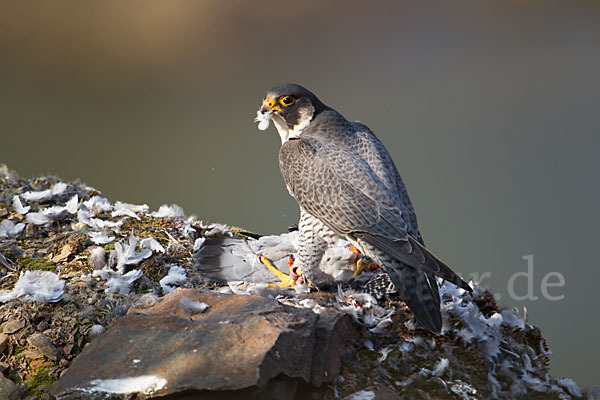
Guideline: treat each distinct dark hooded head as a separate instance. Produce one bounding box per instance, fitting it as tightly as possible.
[259,83,330,143]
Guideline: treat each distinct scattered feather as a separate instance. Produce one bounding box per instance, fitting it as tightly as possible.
[0,253,16,271]
[432,358,450,377]
[520,372,547,392]
[140,237,165,254]
[89,247,107,270]
[114,236,152,273]
[449,380,478,400]
[93,267,143,294]
[291,283,311,294]
[501,309,526,330]
[78,210,123,230]
[557,378,582,398]
[89,231,115,245]
[0,270,64,303]
[51,182,68,195]
[39,205,69,221]
[26,212,53,225]
[227,281,251,295]
[25,197,79,226]
[181,221,197,236]
[21,182,67,202]
[12,195,30,214]
[0,220,25,238]
[150,204,185,218]
[21,189,51,202]
[82,196,113,216]
[159,265,186,294]
[112,201,149,220]
[395,378,415,387]
[193,237,206,251]
[180,294,209,315]
[88,324,106,339]
[343,390,375,400]
[92,218,123,230]
[205,223,233,237]
[65,194,79,214]
[377,346,394,363]
[255,109,273,131]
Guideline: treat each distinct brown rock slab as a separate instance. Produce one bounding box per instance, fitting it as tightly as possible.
[49,289,358,399]
[27,333,62,361]
[310,309,358,387]
[20,349,44,360]
[1,319,25,334]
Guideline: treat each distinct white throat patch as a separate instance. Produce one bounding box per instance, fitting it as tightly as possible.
[273,105,315,144]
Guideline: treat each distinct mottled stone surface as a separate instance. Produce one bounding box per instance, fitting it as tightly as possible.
[49,288,358,399]
[1,319,25,334]
[27,333,62,361]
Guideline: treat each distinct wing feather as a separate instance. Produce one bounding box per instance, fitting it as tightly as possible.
[279,135,472,292]
[356,232,472,291]
[279,136,408,240]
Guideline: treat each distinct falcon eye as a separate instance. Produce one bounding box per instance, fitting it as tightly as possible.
[279,96,295,107]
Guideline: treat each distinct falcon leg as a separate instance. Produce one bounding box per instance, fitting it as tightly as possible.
[292,209,334,288]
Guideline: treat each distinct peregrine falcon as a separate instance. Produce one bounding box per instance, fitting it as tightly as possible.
[256,83,472,333]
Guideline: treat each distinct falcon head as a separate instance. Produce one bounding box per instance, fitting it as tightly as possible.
[256,83,329,143]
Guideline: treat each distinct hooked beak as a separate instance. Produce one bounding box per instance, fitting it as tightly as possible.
[261,96,283,114]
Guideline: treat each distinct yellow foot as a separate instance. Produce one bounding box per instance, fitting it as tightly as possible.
[348,245,381,277]
[259,255,301,287]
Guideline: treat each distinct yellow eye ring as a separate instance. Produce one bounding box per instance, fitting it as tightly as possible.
[279,96,295,107]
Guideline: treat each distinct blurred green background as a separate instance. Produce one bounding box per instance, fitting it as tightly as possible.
[1,1,599,389]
